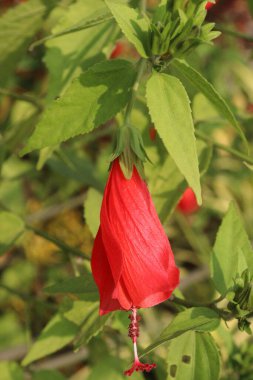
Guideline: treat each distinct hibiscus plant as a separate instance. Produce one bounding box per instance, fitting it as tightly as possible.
[0,0,253,379]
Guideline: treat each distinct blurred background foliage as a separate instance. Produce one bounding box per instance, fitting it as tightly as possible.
[0,0,253,379]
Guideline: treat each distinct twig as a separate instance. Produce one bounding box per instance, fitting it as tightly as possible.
[124,59,147,125]
[178,266,209,291]
[217,24,253,43]
[0,88,43,112]
[140,0,147,13]
[196,130,253,166]
[29,348,88,370]
[25,193,87,224]
[26,225,90,261]
[29,12,113,50]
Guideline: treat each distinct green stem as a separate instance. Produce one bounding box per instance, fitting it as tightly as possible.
[26,225,90,261]
[140,0,147,13]
[124,59,147,125]
[29,12,113,50]
[0,284,56,310]
[217,24,253,42]
[0,88,43,112]
[196,130,253,165]
[171,296,233,321]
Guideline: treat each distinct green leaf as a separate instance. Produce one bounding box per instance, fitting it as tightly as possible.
[22,314,79,366]
[84,188,103,237]
[166,331,220,380]
[22,301,104,365]
[76,308,111,347]
[170,59,247,149]
[21,59,136,154]
[44,0,117,101]
[0,212,25,255]
[32,370,66,380]
[0,0,46,86]
[105,0,150,57]
[45,274,99,301]
[146,72,201,204]
[62,300,98,325]
[0,361,24,380]
[141,307,220,357]
[211,202,253,295]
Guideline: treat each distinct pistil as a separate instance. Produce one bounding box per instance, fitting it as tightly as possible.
[124,307,156,376]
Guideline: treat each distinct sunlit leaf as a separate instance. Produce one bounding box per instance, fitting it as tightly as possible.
[21,59,136,154]
[146,72,201,204]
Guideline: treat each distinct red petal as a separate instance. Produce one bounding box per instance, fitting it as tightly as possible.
[91,228,131,315]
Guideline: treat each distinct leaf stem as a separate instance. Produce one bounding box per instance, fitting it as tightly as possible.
[124,59,147,125]
[196,130,253,165]
[26,225,90,261]
[29,12,113,50]
[0,88,43,112]
[170,296,233,320]
[217,24,253,42]
[140,0,147,13]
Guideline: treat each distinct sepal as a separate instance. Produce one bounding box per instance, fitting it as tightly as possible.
[111,125,150,179]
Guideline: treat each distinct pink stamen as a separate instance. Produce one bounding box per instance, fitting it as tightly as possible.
[124,307,156,376]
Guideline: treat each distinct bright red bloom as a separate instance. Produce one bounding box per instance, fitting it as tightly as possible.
[177,187,199,215]
[110,42,124,59]
[206,1,217,10]
[91,159,179,316]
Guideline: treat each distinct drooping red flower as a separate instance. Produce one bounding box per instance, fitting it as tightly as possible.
[91,159,179,316]
[177,187,199,215]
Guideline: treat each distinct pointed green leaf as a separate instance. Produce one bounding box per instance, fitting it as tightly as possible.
[105,0,150,57]
[22,300,97,366]
[170,59,247,150]
[0,212,25,255]
[84,188,103,237]
[22,314,79,366]
[166,331,220,380]
[141,307,220,357]
[146,72,201,204]
[21,59,136,154]
[211,202,253,295]
[45,274,98,301]
[76,308,111,347]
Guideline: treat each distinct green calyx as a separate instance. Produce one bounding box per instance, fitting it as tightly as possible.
[149,0,220,69]
[227,270,253,334]
[111,125,150,179]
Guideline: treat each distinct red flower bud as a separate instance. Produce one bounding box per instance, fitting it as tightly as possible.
[177,187,199,214]
[149,126,157,141]
[91,159,179,316]
[110,42,124,59]
[206,1,216,10]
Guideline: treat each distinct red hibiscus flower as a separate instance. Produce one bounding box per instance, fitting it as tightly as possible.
[92,159,179,316]
[177,187,199,214]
